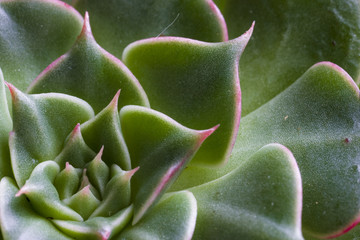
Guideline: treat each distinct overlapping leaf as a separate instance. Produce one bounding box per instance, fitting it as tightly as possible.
[28,13,149,114]
[191,144,303,240]
[120,105,216,224]
[7,83,94,186]
[0,0,83,91]
[122,26,252,167]
[65,0,227,58]
[119,191,197,240]
[215,0,360,116]
[177,62,360,238]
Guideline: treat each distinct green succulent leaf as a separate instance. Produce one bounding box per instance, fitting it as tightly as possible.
[80,91,131,170]
[119,191,197,240]
[0,177,73,240]
[183,62,360,238]
[66,0,227,58]
[122,26,252,167]
[8,83,94,186]
[54,162,82,200]
[214,0,360,116]
[52,205,133,240]
[0,69,12,178]
[0,0,83,91]
[27,13,149,114]
[191,144,303,240]
[54,124,96,169]
[120,105,216,224]
[17,161,83,221]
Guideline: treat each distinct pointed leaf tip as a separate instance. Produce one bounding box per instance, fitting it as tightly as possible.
[100,230,111,240]
[79,11,93,38]
[109,90,121,109]
[15,187,28,197]
[125,166,140,181]
[198,124,219,144]
[94,145,105,161]
[4,81,16,99]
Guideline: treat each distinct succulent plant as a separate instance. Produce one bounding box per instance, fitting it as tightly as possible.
[0,0,360,239]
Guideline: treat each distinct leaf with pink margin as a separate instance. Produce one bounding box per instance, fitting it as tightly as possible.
[181,62,360,238]
[0,177,72,240]
[7,83,94,187]
[0,69,12,178]
[65,0,227,58]
[122,25,253,167]
[0,0,83,91]
[214,0,360,116]
[118,191,197,240]
[27,13,149,114]
[191,144,303,240]
[120,105,216,224]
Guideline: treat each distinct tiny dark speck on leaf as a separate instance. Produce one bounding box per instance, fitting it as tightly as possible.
[46,217,54,220]
[25,197,30,202]
[331,40,336,46]
[344,138,350,143]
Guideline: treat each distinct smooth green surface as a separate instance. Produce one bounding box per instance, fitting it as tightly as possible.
[215,0,360,116]
[120,105,212,224]
[0,177,72,240]
[28,13,149,114]
[119,191,197,240]
[0,70,12,178]
[0,0,83,91]
[177,63,360,237]
[191,144,303,240]
[123,31,251,167]
[69,0,227,58]
[9,85,94,187]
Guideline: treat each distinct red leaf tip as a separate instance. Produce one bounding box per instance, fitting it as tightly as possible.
[99,229,111,240]
[94,146,105,162]
[69,123,82,140]
[4,81,17,99]
[198,124,219,144]
[79,11,93,39]
[125,166,140,180]
[15,186,28,197]
[109,90,121,109]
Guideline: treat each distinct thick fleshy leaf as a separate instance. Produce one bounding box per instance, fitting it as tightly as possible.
[0,177,72,240]
[8,84,94,186]
[120,105,215,224]
[0,69,12,178]
[67,0,227,58]
[191,144,303,240]
[119,191,197,240]
[122,26,253,167]
[54,162,81,200]
[63,185,101,220]
[86,147,110,197]
[214,0,360,115]
[52,205,133,240]
[27,13,149,114]
[180,62,360,237]
[81,91,131,170]
[17,161,83,221]
[54,124,96,169]
[90,167,138,218]
[0,0,83,91]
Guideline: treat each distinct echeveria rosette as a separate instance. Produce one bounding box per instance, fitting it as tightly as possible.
[0,0,359,239]
[1,75,215,239]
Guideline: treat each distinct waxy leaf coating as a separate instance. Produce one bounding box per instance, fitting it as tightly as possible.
[123,25,253,167]
[28,13,149,114]
[0,0,83,91]
[68,0,228,57]
[191,144,303,240]
[215,0,360,116]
